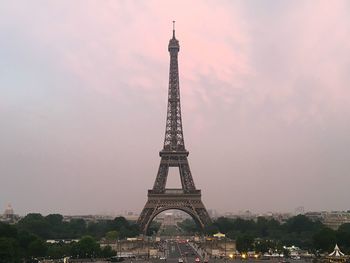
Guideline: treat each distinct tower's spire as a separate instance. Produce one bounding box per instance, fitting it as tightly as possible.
[172,20,175,38]
[168,21,179,51]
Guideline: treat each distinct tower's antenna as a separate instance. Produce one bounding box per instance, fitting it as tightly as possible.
[172,20,175,38]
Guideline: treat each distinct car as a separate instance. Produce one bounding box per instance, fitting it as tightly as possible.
[178,258,184,263]
[195,257,201,263]
[160,256,167,260]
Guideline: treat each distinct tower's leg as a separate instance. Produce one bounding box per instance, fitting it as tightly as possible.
[137,200,157,233]
[152,163,168,193]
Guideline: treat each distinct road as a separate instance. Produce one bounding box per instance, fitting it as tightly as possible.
[77,257,311,263]
[151,240,201,263]
[69,240,313,263]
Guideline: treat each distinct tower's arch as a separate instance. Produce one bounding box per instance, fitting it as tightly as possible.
[144,207,203,235]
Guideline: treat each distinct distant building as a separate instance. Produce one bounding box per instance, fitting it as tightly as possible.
[0,204,20,223]
[224,210,255,220]
[163,213,175,225]
[295,206,305,215]
[304,211,324,222]
[323,212,350,230]
[207,209,219,219]
[62,214,114,223]
[153,210,189,226]
[4,203,14,216]
[262,212,293,224]
[305,211,350,230]
[223,210,292,223]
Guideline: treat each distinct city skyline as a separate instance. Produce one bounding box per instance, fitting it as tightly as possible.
[1,1,350,215]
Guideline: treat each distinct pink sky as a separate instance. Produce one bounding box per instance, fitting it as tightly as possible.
[1,1,350,215]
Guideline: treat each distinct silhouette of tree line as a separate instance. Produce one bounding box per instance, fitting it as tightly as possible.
[0,213,140,262]
[179,215,350,254]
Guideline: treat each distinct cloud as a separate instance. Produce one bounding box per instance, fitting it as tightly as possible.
[1,1,350,215]
[242,0,350,126]
[1,1,251,108]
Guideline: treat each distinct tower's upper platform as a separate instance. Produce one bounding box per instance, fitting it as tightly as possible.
[168,22,180,52]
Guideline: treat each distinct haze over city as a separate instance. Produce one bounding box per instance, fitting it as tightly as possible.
[1,1,350,216]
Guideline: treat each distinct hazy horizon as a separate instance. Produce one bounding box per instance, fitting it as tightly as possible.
[1,1,350,216]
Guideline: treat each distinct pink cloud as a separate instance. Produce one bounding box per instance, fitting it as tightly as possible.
[238,1,350,126]
[2,1,251,109]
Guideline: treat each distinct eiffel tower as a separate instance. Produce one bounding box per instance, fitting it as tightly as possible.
[137,23,212,234]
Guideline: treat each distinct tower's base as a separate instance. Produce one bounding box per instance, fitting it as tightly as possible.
[137,189,212,234]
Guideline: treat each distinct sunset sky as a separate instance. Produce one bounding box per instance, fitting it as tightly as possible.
[1,0,350,215]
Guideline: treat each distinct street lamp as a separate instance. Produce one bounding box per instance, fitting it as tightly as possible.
[225,236,227,263]
[213,232,226,263]
[147,236,150,262]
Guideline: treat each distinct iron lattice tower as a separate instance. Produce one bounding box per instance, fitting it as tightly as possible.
[138,23,212,234]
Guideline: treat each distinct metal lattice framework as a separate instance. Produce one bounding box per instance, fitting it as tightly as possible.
[138,24,211,234]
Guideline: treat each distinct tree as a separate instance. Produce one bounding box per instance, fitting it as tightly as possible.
[336,224,350,251]
[255,217,280,238]
[45,214,65,239]
[313,228,337,252]
[233,218,255,235]
[27,238,47,258]
[45,214,63,226]
[68,219,86,238]
[101,245,116,257]
[255,217,269,237]
[87,221,109,239]
[285,215,322,234]
[254,239,276,253]
[106,231,119,242]
[338,223,350,234]
[71,236,100,258]
[17,230,37,250]
[236,234,254,253]
[178,219,200,234]
[112,217,129,229]
[0,237,20,263]
[46,244,64,259]
[147,221,161,236]
[214,217,234,234]
[46,243,72,259]
[204,224,219,236]
[17,213,50,239]
[0,222,17,238]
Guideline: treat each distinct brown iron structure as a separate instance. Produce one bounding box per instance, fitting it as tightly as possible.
[137,23,212,234]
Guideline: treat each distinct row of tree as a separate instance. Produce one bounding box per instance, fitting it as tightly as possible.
[0,214,141,262]
[179,215,350,254]
[15,213,140,240]
[0,230,115,263]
